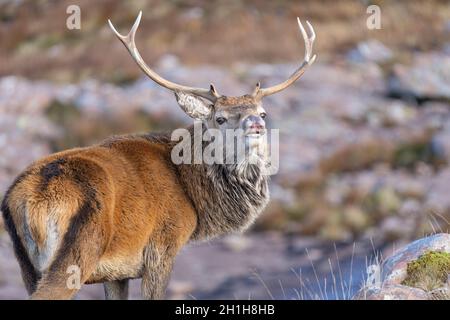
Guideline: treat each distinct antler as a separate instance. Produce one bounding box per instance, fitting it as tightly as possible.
[108,11,221,102]
[253,18,317,98]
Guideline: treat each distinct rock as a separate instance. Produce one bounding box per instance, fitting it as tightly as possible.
[398,199,422,218]
[347,40,393,64]
[431,122,450,164]
[270,184,296,207]
[424,168,450,227]
[388,53,450,102]
[383,102,416,126]
[354,284,429,300]
[363,102,416,128]
[354,234,450,300]
[180,7,204,22]
[157,54,181,71]
[167,281,194,299]
[382,233,450,286]
[222,235,252,252]
[395,180,426,200]
[429,286,450,300]
[304,248,323,262]
[444,44,450,55]
[444,19,450,35]
[379,216,415,241]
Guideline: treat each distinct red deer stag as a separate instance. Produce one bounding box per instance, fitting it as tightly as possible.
[1,11,316,299]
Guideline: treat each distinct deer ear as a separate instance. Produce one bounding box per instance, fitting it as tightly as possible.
[174,91,213,120]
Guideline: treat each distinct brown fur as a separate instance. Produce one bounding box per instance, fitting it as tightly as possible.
[1,91,272,300]
[215,95,260,109]
[2,134,198,299]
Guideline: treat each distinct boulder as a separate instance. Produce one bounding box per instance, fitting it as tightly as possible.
[347,40,393,64]
[354,284,429,300]
[382,233,450,286]
[354,233,450,300]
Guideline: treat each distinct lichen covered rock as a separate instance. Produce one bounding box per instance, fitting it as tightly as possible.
[354,233,450,300]
[354,284,430,300]
[382,233,450,286]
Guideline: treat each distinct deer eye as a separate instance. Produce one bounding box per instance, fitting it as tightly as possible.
[216,117,227,125]
[260,112,267,119]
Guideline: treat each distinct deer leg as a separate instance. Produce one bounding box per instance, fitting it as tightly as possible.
[141,243,175,300]
[140,214,196,300]
[104,279,129,300]
[30,196,110,300]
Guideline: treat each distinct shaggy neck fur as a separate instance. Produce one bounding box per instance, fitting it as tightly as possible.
[174,125,270,241]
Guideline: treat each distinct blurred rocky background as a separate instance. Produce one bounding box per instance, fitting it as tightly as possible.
[0,0,449,299]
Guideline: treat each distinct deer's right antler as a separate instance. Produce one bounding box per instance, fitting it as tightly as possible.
[108,11,221,102]
[253,18,317,99]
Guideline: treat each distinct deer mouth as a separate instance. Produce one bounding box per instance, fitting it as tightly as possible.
[245,130,266,138]
[246,133,262,138]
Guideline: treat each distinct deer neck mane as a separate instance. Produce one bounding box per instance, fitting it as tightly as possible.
[174,125,270,241]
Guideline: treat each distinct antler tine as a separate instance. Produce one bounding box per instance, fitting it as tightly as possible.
[108,11,220,102]
[108,11,142,49]
[255,18,317,98]
[299,19,316,63]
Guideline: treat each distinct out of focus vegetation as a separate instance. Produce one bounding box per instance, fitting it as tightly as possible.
[1,0,449,82]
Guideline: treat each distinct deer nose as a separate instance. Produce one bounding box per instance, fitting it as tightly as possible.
[250,122,264,130]
[244,115,266,133]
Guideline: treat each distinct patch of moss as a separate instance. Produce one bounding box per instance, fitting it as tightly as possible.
[402,251,450,292]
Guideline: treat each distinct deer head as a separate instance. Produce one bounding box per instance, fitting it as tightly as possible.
[108,11,316,159]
